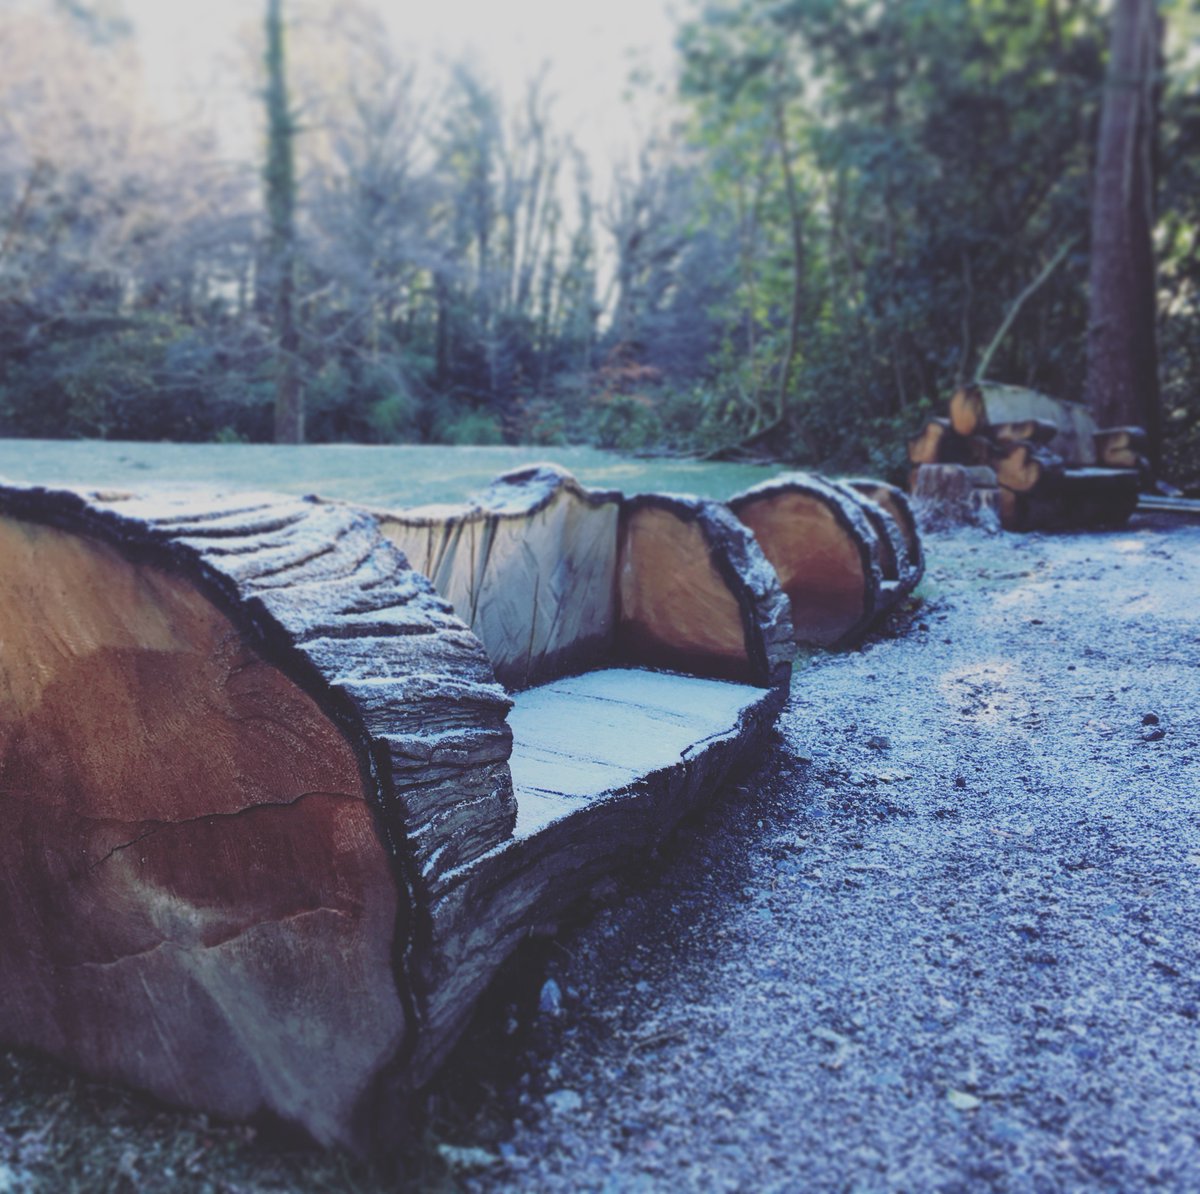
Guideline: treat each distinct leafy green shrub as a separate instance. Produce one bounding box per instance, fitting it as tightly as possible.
[591,394,665,452]
[436,409,505,445]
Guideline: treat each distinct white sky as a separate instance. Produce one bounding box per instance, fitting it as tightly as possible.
[122,0,683,176]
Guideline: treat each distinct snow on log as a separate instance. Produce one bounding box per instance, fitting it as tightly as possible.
[728,474,885,648]
[412,667,787,1086]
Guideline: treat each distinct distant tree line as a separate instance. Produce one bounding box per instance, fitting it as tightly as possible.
[1,0,1197,486]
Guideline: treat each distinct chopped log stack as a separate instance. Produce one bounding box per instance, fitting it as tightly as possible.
[909,381,1143,530]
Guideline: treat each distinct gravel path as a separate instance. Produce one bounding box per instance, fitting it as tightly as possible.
[436,517,1200,1192]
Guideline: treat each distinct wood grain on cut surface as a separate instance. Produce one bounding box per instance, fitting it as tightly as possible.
[508,668,766,825]
[0,515,404,1147]
[0,482,521,1152]
[617,503,751,682]
[379,466,620,690]
[730,477,880,648]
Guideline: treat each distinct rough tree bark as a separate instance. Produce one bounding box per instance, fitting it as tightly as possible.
[1085,0,1162,468]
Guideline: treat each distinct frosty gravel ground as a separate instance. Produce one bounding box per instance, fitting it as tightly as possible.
[433,515,1200,1192]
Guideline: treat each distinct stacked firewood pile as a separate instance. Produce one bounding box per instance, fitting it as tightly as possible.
[908,381,1144,531]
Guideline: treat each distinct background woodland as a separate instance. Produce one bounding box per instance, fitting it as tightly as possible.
[1,0,1197,487]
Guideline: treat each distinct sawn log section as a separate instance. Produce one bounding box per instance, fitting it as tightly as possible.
[728,474,923,648]
[0,473,792,1154]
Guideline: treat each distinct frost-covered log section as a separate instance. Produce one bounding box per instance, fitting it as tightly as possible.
[377,466,621,689]
[617,495,793,687]
[372,467,794,1085]
[728,473,920,648]
[0,483,513,1152]
[0,473,795,1153]
[844,478,925,597]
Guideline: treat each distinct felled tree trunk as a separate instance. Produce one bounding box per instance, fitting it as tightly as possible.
[0,487,514,1151]
[0,475,794,1153]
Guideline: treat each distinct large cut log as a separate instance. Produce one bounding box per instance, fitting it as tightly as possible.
[843,478,925,598]
[0,485,514,1151]
[1094,425,1148,470]
[907,417,990,466]
[377,473,793,1087]
[728,474,885,648]
[997,468,1140,531]
[375,465,621,690]
[616,494,793,686]
[991,441,1065,494]
[949,382,1099,465]
[908,417,955,465]
[0,477,792,1152]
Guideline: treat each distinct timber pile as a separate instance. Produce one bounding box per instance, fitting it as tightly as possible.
[908,381,1142,531]
[0,474,791,1154]
[728,473,924,648]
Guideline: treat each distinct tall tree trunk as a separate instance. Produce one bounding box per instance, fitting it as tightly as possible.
[773,95,805,428]
[264,0,302,444]
[1085,0,1161,467]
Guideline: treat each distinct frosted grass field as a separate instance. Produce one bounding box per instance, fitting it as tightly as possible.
[0,440,783,508]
